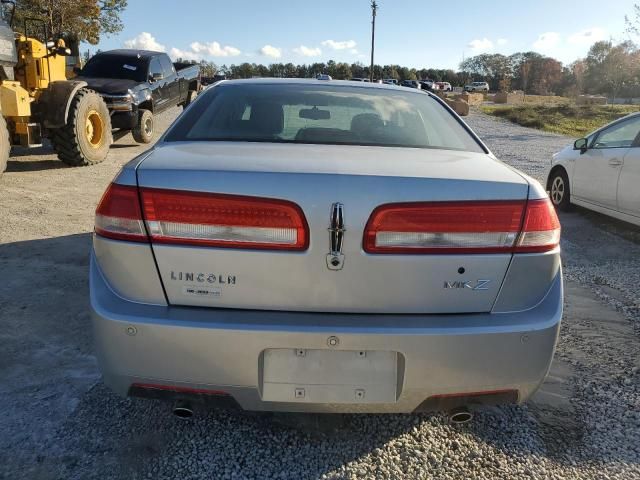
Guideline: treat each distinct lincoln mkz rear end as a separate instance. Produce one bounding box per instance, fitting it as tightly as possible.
[90,79,562,414]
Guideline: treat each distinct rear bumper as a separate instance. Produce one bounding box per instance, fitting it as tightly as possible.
[90,254,562,413]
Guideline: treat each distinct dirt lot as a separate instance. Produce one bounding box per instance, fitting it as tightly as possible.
[1,108,639,479]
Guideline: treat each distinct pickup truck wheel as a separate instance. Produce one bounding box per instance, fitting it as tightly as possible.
[0,115,10,175]
[132,109,153,144]
[183,90,197,108]
[50,89,112,166]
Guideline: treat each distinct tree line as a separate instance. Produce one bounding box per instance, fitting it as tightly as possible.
[459,41,640,99]
[188,39,640,99]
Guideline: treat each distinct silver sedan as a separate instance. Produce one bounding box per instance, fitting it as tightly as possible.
[91,79,562,416]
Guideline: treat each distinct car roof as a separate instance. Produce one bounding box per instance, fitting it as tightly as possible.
[215,77,430,92]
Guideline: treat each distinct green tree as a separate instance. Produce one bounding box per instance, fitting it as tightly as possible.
[14,0,127,45]
[586,41,640,99]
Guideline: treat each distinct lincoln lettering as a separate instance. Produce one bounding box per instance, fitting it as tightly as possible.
[171,271,237,285]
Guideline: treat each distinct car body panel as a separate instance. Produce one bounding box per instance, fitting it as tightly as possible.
[135,142,530,313]
[618,148,640,218]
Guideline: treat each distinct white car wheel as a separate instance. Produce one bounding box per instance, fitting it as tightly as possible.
[549,170,571,210]
[550,176,565,205]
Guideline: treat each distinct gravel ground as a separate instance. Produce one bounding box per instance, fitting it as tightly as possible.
[0,107,639,479]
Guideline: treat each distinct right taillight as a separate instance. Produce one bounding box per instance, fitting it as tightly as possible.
[514,198,561,253]
[363,198,560,254]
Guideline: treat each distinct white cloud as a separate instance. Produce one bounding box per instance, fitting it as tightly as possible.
[293,45,322,57]
[568,27,606,46]
[168,41,241,61]
[497,38,508,46]
[190,41,241,57]
[321,39,357,50]
[349,48,359,54]
[169,47,200,61]
[533,32,561,51]
[468,38,494,53]
[259,44,282,58]
[123,32,165,52]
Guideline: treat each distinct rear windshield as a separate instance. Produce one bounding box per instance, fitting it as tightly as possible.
[81,54,148,82]
[164,82,484,152]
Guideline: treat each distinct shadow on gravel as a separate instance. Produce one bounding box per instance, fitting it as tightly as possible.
[561,207,640,245]
[6,159,68,172]
[10,144,55,157]
[42,385,559,480]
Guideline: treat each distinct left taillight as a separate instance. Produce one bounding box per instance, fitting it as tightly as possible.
[139,188,309,250]
[95,183,148,242]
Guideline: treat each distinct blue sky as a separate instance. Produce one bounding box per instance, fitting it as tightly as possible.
[94,0,634,69]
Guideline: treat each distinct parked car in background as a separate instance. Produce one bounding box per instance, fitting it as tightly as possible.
[546,113,640,226]
[316,74,332,80]
[420,79,435,91]
[401,79,421,89]
[436,82,452,92]
[382,78,398,85]
[464,81,490,92]
[350,77,370,82]
[77,50,200,144]
[91,78,563,416]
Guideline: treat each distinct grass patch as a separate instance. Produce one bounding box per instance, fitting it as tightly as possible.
[480,104,640,137]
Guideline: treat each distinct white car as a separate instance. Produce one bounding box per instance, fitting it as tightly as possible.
[546,113,640,226]
[464,82,489,92]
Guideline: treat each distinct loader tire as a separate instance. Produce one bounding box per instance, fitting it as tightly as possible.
[132,109,153,144]
[50,88,112,166]
[0,115,9,176]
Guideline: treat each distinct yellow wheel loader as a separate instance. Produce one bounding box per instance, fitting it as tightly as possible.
[0,1,112,175]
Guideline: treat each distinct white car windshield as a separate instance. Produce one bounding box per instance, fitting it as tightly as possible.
[165,82,484,152]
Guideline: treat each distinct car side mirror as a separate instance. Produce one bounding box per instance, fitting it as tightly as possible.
[574,138,588,154]
[150,72,164,82]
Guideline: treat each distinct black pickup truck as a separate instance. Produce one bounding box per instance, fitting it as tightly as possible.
[75,49,200,143]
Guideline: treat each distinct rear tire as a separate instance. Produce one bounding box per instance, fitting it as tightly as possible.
[50,88,112,166]
[548,169,571,211]
[132,109,153,144]
[0,115,10,176]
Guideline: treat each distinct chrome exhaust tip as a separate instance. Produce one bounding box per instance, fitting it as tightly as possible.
[448,406,473,424]
[172,400,193,419]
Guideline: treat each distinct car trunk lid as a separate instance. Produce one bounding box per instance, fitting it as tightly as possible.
[136,142,529,314]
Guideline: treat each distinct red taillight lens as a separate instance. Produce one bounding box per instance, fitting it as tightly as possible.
[364,198,561,254]
[363,201,526,254]
[139,188,309,250]
[514,198,561,253]
[95,183,147,242]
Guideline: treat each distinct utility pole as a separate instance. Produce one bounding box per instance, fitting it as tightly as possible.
[370,1,378,82]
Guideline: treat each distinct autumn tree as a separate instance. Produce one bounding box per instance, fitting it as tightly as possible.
[13,0,127,44]
[586,40,640,100]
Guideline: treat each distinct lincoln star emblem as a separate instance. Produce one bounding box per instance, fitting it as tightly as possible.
[326,203,345,270]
